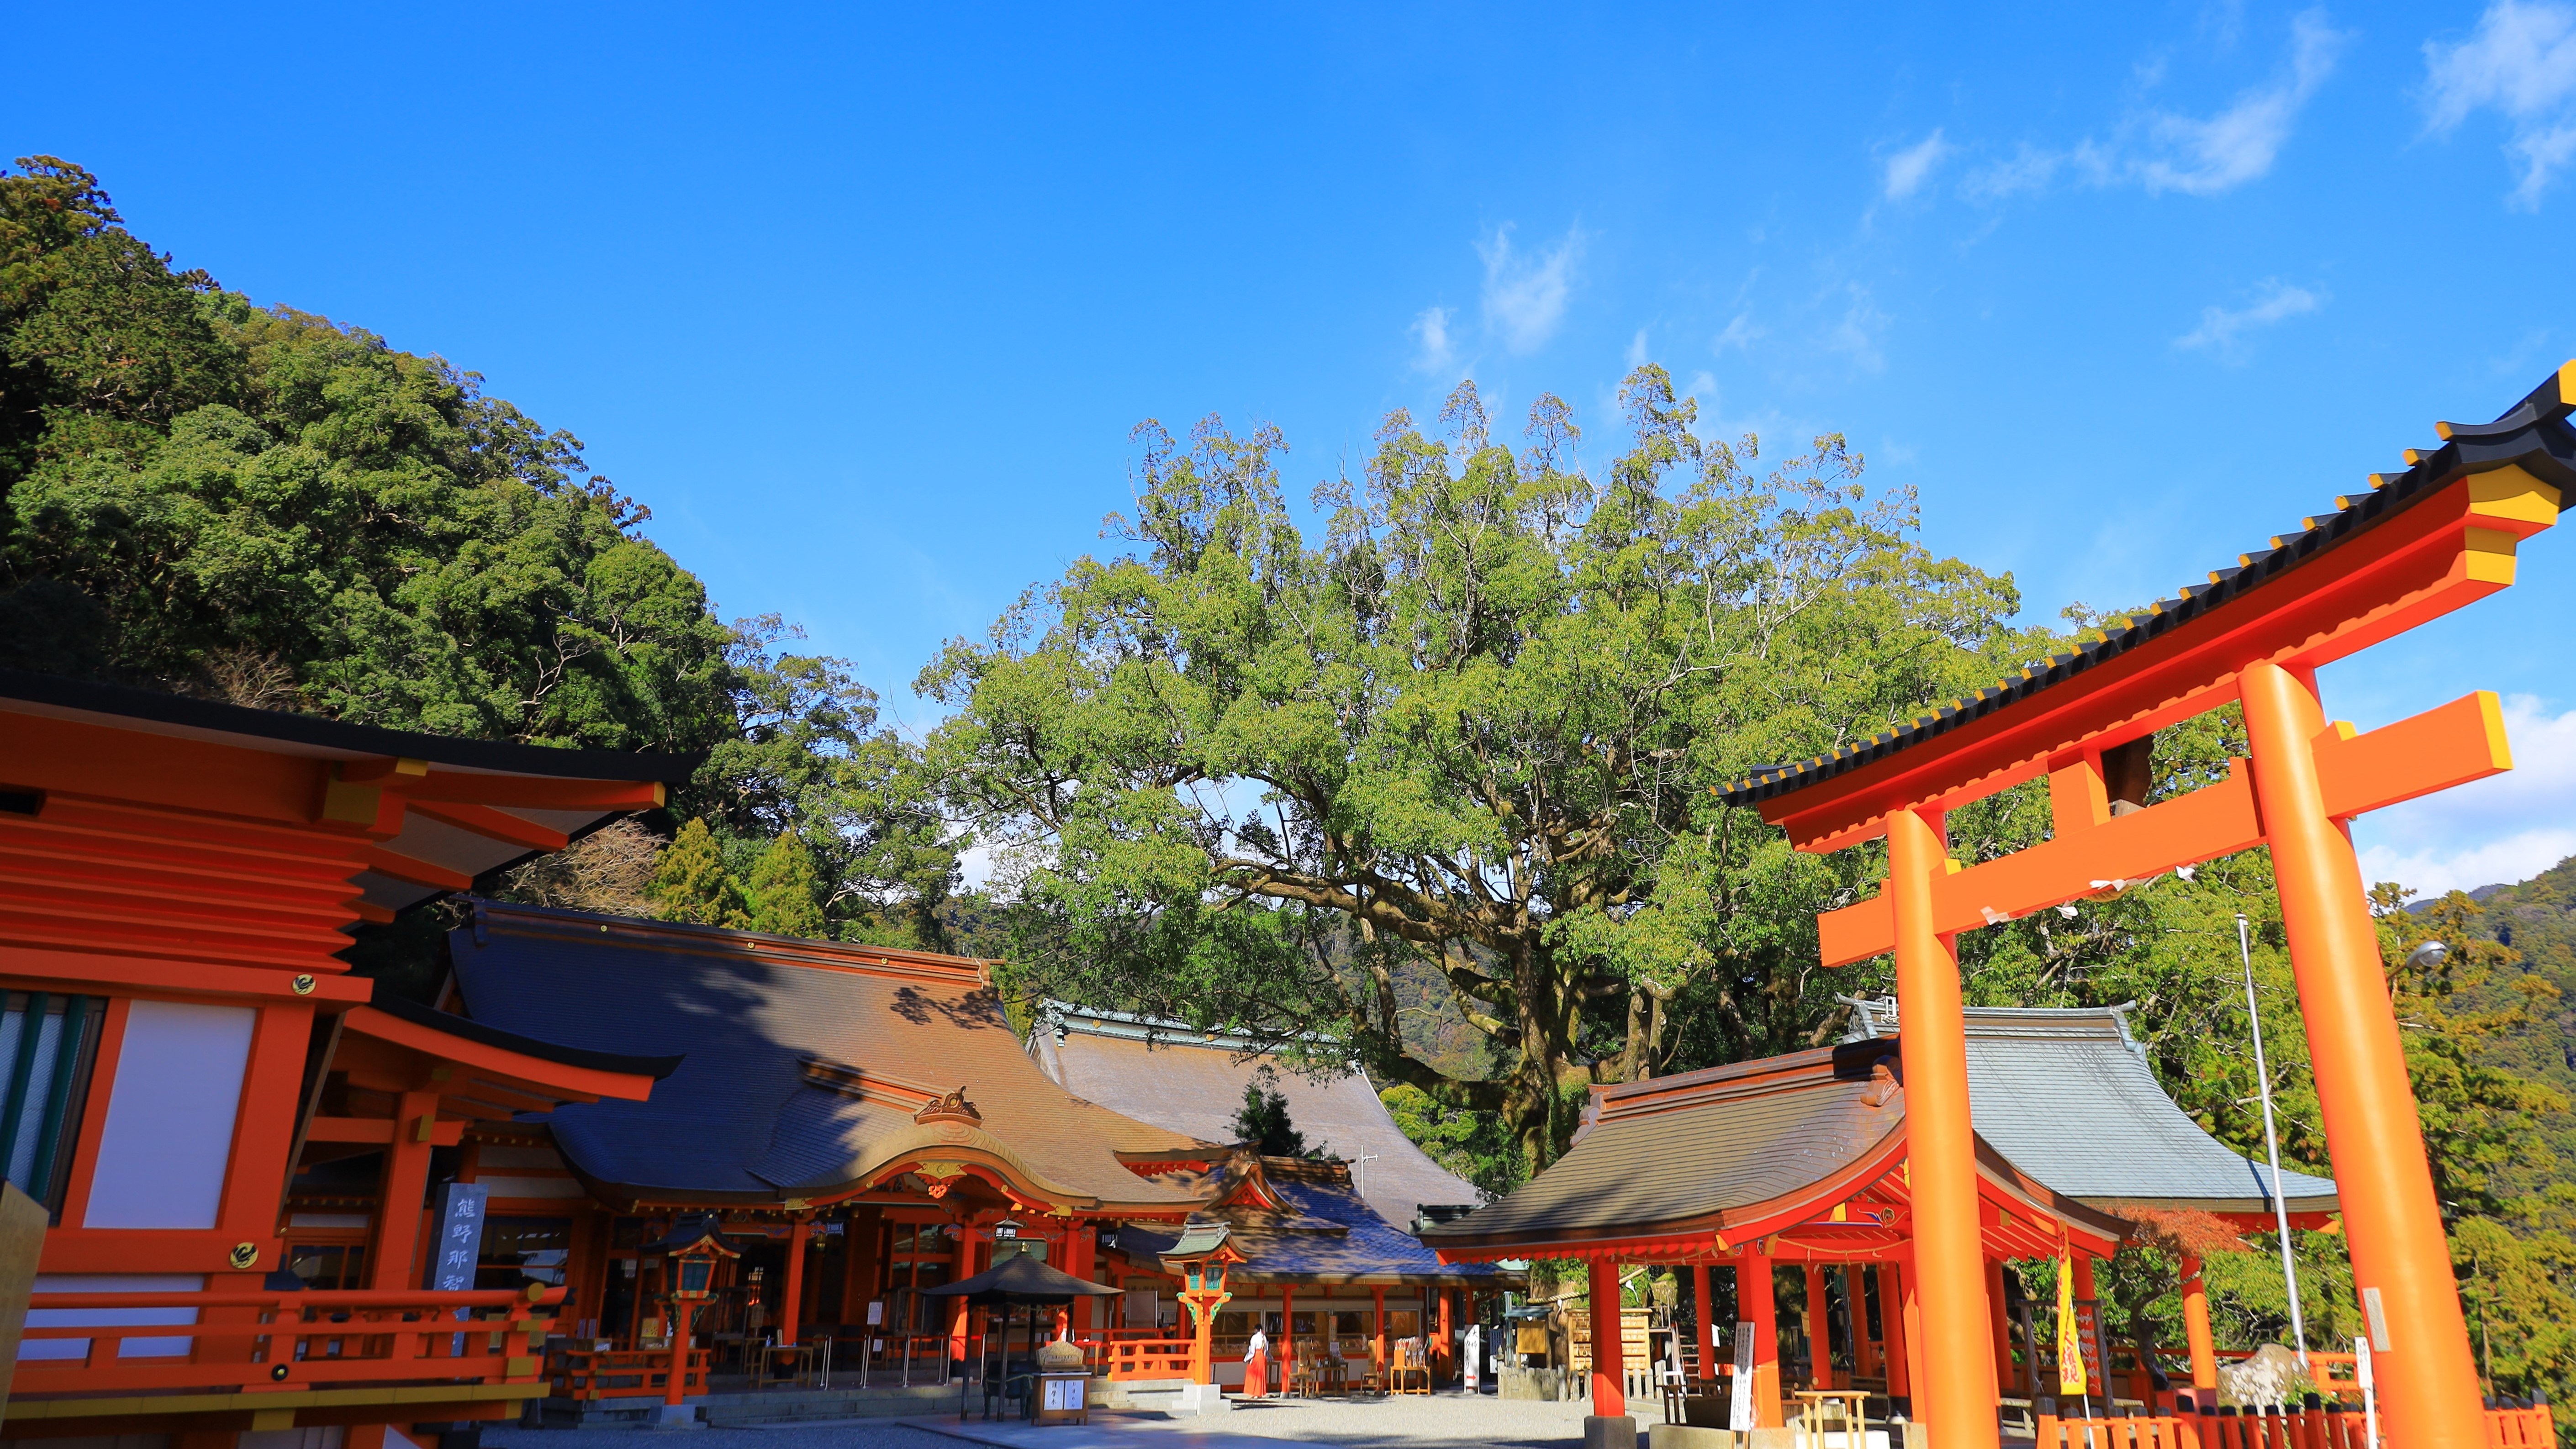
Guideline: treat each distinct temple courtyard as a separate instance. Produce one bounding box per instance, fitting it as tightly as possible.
[488,1396,1635,1449]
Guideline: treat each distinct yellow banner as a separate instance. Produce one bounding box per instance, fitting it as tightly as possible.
[2055,1245,2086,1399]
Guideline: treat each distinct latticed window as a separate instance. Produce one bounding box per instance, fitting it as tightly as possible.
[0,992,106,1217]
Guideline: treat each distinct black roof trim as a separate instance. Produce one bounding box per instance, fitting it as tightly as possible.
[365,989,685,1081]
[1722,365,2576,809]
[0,668,701,782]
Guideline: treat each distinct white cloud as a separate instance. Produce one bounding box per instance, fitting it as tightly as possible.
[1477,223,1584,354]
[2355,695,2576,897]
[1826,286,1889,373]
[1884,129,1953,199]
[1713,312,1762,353]
[2423,0,2576,207]
[2174,279,2323,358]
[1410,306,1455,374]
[2139,9,2347,194]
[1626,328,1650,369]
[1957,12,2342,202]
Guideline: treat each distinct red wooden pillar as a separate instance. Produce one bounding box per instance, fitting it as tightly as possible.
[1803,1263,1830,1389]
[778,1217,810,1345]
[2241,659,2483,1449]
[1372,1283,1388,1379]
[1437,1287,1453,1381]
[1067,1223,1097,1332]
[1988,1258,2015,1387]
[1884,1260,1912,1402]
[1588,1257,1626,1417]
[1694,1262,1718,1381]
[2179,1253,2218,1394]
[948,1234,977,1366]
[1281,1285,1297,1386]
[1853,1266,1879,1379]
[368,1088,441,1289]
[1738,1245,1782,1427]
[843,1207,883,1332]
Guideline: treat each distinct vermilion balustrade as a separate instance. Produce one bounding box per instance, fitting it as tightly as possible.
[11,1285,559,1396]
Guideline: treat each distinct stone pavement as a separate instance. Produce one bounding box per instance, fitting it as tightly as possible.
[895,1394,1642,1447]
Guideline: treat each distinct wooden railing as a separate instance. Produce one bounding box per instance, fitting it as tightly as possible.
[1101,1337,1195,1381]
[548,1345,711,1401]
[2038,1393,2556,1449]
[12,1284,559,1397]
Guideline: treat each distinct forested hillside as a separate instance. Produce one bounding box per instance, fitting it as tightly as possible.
[0,156,955,949]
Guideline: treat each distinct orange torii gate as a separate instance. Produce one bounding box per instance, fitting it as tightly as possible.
[1723,363,2574,1449]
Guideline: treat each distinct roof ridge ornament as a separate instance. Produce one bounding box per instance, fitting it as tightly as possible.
[915,1086,983,1128]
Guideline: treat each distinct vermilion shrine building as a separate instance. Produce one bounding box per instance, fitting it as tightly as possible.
[0,668,692,1449]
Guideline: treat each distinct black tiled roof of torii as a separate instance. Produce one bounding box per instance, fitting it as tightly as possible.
[1722,364,2576,809]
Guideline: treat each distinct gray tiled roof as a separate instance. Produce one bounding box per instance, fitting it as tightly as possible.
[1029,1003,1483,1229]
[1843,997,2338,1214]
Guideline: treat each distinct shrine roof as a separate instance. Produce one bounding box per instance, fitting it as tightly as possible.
[0,668,700,781]
[1840,996,2338,1216]
[1720,364,2576,811]
[1166,1168,1511,1287]
[1029,1001,1483,1230]
[1418,1039,1908,1253]
[447,901,1217,1213]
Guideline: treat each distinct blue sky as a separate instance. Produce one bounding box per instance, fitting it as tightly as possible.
[10,1,2576,893]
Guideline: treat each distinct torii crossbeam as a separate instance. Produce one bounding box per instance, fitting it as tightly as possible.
[1724,364,2575,1449]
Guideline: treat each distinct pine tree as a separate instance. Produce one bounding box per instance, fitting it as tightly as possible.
[650,818,748,928]
[745,830,826,939]
[1233,1066,1311,1157]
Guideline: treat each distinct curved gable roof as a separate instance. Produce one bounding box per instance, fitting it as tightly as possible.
[448,902,1211,1212]
[1843,997,2338,1215]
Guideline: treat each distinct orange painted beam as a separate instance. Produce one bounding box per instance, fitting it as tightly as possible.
[2312,689,2511,818]
[0,943,370,1000]
[1815,691,2513,966]
[306,1116,465,1145]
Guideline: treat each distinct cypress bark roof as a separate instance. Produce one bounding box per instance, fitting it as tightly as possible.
[448,902,1216,1213]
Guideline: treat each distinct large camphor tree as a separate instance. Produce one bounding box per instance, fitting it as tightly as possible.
[922,369,2040,1174]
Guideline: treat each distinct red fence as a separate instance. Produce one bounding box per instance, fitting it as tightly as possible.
[2037,1395,2557,1449]
[547,1346,711,1401]
[12,1284,559,1397]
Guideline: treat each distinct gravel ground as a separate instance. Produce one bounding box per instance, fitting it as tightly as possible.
[486,1425,958,1449]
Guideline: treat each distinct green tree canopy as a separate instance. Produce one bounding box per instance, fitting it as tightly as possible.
[921,369,2041,1169]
